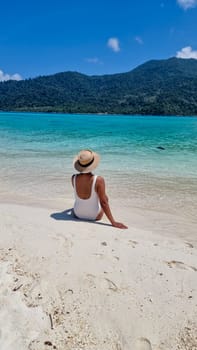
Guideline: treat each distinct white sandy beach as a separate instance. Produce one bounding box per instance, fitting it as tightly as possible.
[0,200,197,350]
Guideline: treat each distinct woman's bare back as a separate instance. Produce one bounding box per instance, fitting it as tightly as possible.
[72,173,95,199]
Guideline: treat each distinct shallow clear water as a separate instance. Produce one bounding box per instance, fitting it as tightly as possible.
[0,112,196,226]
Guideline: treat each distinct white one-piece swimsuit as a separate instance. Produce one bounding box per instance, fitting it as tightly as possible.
[73,175,101,220]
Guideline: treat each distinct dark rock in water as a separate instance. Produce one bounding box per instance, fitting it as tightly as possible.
[157,146,165,150]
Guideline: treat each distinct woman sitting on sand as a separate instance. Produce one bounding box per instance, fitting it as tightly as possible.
[72,149,127,229]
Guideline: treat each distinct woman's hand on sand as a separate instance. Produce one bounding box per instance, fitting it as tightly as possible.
[112,221,128,229]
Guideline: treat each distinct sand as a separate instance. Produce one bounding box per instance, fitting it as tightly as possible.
[0,201,197,350]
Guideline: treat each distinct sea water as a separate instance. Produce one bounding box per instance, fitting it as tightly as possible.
[0,112,197,232]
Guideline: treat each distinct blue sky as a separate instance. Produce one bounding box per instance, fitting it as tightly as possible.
[0,0,197,81]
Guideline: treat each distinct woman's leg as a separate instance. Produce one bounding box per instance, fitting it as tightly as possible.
[96,209,104,221]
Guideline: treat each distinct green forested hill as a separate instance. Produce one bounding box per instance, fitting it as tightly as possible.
[1,57,197,115]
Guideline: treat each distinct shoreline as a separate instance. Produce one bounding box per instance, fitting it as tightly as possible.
[1,110,197,117]
[0,192,197,245]
[1,201,197,349]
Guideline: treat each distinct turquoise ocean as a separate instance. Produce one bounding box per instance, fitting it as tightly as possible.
[0,112,197,235]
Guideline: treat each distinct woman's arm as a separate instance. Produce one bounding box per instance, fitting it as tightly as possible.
[96,176,128,229]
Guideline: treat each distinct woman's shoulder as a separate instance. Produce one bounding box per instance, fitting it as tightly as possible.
[71,174,76,185]
[95,175,105,186]
[95,174,103,180]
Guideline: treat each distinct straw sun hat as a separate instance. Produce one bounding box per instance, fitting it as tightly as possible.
[73,149,100,173]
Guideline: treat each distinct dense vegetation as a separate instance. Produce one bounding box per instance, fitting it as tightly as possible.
[1,57,197,115]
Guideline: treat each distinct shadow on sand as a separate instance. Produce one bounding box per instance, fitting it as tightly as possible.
[50,208,111,227]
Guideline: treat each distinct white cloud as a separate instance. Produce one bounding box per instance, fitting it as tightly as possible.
[176,46,197,59]
[177,0,197,9]
[134,36,144,45]
[0,69,22,82]
[85,57,102,64]
[107,37,120,52]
